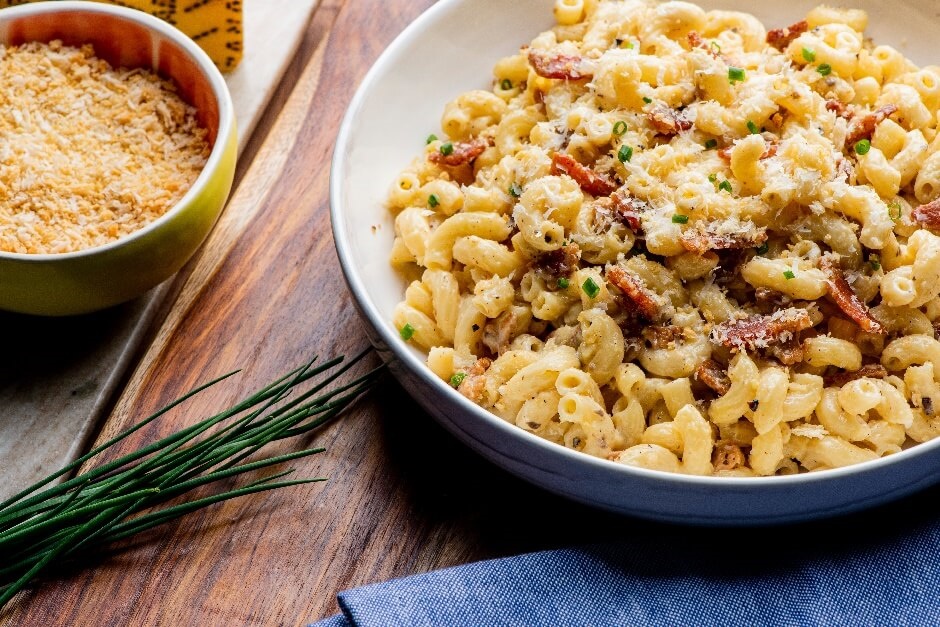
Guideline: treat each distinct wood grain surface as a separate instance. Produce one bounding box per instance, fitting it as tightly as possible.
[0,0,319,505]
[8,0,940,625]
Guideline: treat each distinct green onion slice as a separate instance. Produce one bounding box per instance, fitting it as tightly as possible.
[582,277,601,299]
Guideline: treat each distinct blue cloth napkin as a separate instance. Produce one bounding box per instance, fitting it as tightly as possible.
[311,513,940,627]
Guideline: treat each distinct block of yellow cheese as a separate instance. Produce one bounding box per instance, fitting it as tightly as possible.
[0,0,243,71]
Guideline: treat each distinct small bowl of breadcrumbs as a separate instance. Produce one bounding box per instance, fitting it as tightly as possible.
[0,1,237,315]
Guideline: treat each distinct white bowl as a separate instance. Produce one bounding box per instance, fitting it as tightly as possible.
[331,0,940,524]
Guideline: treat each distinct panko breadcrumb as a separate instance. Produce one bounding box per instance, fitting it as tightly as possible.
[0,40,209,254]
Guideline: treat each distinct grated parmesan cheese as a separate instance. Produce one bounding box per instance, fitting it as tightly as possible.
[0,40,209,254]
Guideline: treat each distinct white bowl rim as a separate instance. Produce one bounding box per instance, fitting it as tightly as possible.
[330,0,940,492]
[0,0,235,262]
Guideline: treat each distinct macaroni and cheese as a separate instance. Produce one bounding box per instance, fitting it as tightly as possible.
[387,0,940,476]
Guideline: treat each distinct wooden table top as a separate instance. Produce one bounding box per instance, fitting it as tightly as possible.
[7,0,940,624]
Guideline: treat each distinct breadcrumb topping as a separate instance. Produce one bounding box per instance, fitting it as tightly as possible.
[0,41,209,254]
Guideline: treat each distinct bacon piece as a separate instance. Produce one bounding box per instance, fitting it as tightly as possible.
[610,189,646,232]
[826,99,852,120]
[824,364,888,387]
[456,357,492,403]
[606,266,661,321]
[642,325,684,350]
[755,287,792,308]
[428,137,489,167]
[767,338,804,366]
[527,49,591,80]
[712,442,746,471]
[687,31,720,58]
[766,19,808,51]
[710,308,813,352]
[648,103,692,135]
[845,104,899,147]
[679,221,767,255]
[551,153,617,196]
[482,310,517,356]
[534,242,581,281]
[695,359,731,395]
[912,199,940,230]
[819,258,885,334]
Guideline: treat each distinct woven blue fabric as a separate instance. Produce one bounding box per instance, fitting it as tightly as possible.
[310,517,940,627]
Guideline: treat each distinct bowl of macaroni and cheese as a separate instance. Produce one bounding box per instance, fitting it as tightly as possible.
[332,0,940,523]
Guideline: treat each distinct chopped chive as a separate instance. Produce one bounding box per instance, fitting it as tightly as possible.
[399,323,416,341]
[870,255,881,271]
[449,372,466,388]
[854,139,871,155]
[802,47,816,63]
[618,145,634,163]
[728,66,745,83]
[440,142,454,156]
[889,201,902,221]
[582,277,601,299]
[642,96,653,104]
[500,78,513,90]
[746,120,760,134]
[817,64,832,76]
[426,134,438,145]
[756,242,769,255]
[509,182,523,198]
[783,270,795,280]
[718,180,733,193]
[613,120,628,136]
[710,41,721,54]
[427,194,439,208]
[708,173,718,183]
[625,41,634,49]
[672,214,689,224]
[557,277,570,289]
[704,139,718,150]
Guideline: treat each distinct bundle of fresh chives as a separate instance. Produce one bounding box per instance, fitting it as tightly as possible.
[0,350,383,608]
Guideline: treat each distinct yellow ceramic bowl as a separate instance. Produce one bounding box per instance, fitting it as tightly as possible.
[0,1,237,316]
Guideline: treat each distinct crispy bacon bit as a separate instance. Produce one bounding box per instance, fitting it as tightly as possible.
[824,363,889,387]
[428,137,490,167]
[826,99,852,120]
[687,31,720,58]
[717,140,777,162]
[610,189,646,232]
[695,359,731,395]
[679,221,767,255]
[642,325,684,350]
[755,287,792,308]
[766,19,808,51]
[534,242,581,281]
[819,258,885,334]
[482,310,517,356]
[845,104,899,147]
[767,338,804,366]
[457,357,492,403]
[527,49,591,80]
[648,103,693,135]
[606,266,661,321]
[551,153,617,196]
[912,199,940,230]
[712,442,747,471]
[710,308,813,352]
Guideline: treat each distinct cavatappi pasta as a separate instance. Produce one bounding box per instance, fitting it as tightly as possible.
[387,0,940,477]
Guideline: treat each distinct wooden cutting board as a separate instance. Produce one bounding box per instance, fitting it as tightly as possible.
[0,0,320,502]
